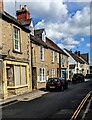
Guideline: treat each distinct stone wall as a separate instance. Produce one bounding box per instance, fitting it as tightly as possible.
[0,60,3,98]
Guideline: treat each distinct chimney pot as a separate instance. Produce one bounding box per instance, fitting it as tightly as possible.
[20,5,22,10]
[75,51,80,56]
[24,5,28,11]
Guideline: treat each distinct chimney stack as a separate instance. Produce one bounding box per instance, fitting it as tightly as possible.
[16,5,30,21]
[75,51,80,57]
[0,0,4,11]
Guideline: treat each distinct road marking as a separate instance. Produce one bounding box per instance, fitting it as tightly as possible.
[70,90,92,120]
[81,96,92,120]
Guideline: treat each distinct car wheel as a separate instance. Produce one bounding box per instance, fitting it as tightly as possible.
[46,87,49,91]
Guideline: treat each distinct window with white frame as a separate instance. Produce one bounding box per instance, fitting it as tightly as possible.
[13,26,20,52]
[51,69,55,77]
[40,46,44,61]
[51,50,54,63]
[39,68,45,82]
[57,53,59,63]
[42,31,46,42]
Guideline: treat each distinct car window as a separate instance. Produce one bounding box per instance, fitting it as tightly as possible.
[48,78,58,82]
[73,74,83,77]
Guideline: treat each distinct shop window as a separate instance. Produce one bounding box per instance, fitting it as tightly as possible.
[7,65,14,86]
[14,66,21,86]
[14,65,27,86]
[21,66,27,85]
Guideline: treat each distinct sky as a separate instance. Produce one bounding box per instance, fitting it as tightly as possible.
[3,0,92,62]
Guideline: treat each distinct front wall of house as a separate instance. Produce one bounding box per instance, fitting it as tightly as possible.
[61,54,69,80]
[61,55,68,68]
[81,63,90,75]
[1,19,32,98]
[47,49,59,78]
[0,60,3,98]
[2,20,30,60]
[0,19,2,50]
[32,43,48,89]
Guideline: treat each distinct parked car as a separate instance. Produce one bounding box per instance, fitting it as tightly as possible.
[85,74,92,79]
[46,77,68,91]
[72,73,85,83]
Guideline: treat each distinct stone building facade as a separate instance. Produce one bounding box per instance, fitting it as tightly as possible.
[0,10,32,99]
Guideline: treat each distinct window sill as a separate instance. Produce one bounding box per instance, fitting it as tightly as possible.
[13,50,23,54]
[38,81,46,83]
[7,84,28,89]
[41,61,45,62]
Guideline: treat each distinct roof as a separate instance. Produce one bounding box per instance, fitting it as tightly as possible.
[46,37,68,56]
[64,49,85,64]
[0,11,30,33]
[34,29,68,56]
[30,34,47,48]
[35,29,45,35]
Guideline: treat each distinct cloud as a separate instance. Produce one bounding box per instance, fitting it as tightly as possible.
[58,43,75,50]
[61,38,80,45]
[35,4,90,40]
[87,43,92,48]
[4,0,90,39]
[57,37,85,50]
[80,38,84,42]
[4,0,91,51]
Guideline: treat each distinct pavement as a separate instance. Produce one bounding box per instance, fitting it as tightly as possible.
[0,88,48,107]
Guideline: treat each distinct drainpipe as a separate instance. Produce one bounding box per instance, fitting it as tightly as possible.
[59,53,61,77]
[30,35,34,89]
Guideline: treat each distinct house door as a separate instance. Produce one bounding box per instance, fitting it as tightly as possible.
[32,67,37,89]
[61,68,66,80]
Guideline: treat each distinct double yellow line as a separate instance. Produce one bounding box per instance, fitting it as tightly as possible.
[70,90,92,120]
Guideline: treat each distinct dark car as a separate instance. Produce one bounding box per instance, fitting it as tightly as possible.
[46,77,68,91]
[72,73,85,83]
[85,74,92,79]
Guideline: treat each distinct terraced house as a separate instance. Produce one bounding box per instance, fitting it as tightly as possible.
[0,3,32,99]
